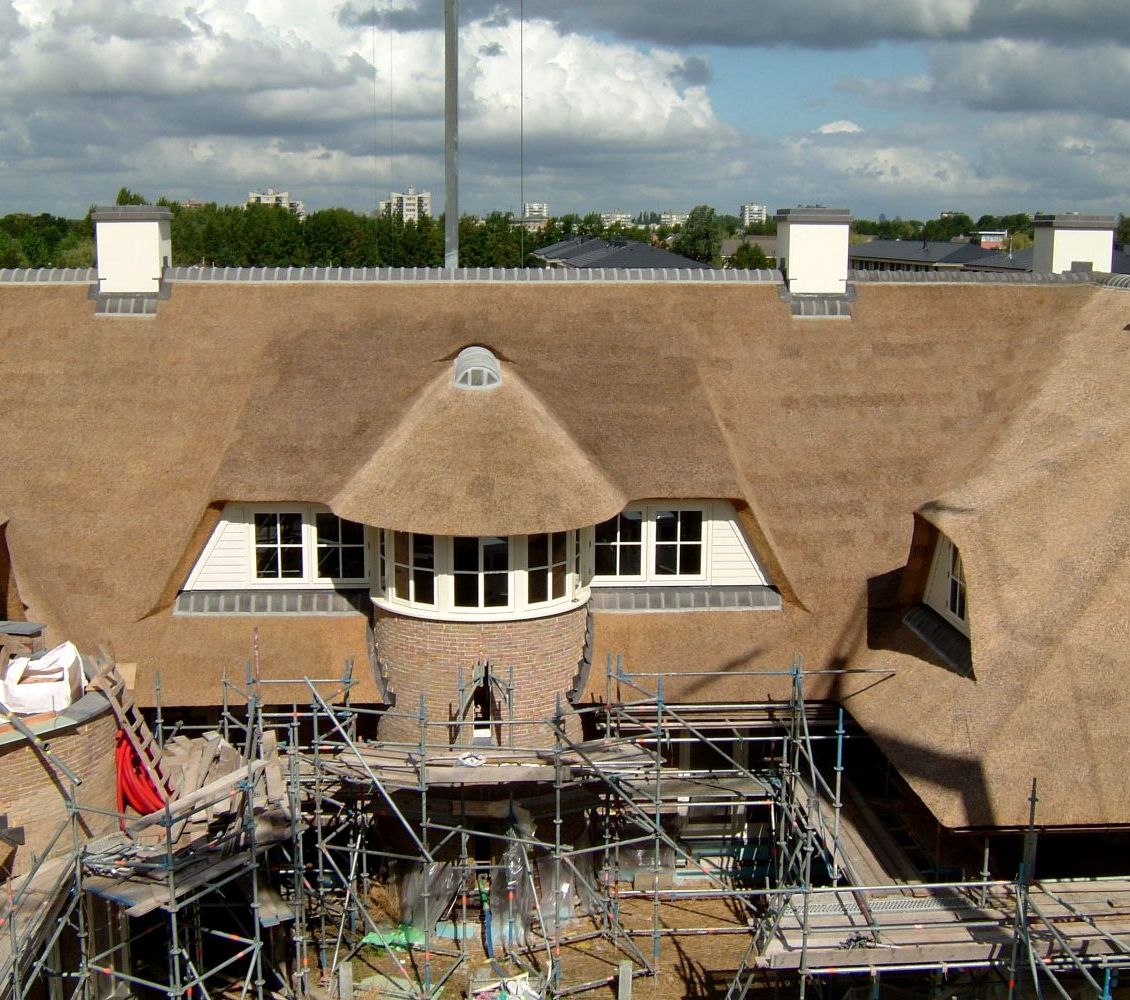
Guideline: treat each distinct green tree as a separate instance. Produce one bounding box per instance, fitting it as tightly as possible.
[304,208,381,266]
[0,229,23,268]
[1118,214,1130,247]
[921,212,973,242]
[729,242,769,269]
[115,187,149,206]
[671,205,722,263]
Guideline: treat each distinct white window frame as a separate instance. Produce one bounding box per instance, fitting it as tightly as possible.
[451,535,514,611]
[244,503,371,588]
[389,530,437,608]
[592,503,711,586]
[373,530,588,621]
[525,530,572,608]
[923,534,970,636]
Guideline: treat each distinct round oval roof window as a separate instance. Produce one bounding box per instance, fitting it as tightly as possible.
[453,346,501,390]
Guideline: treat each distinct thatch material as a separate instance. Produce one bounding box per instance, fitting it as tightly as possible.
[0,277,1124,827]
[331,366,626,535]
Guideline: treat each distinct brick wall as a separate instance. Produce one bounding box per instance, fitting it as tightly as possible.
[375,605,587,747]
[0,707,119,878]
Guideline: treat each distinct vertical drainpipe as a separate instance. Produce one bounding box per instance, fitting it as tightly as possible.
[444,0,459,268]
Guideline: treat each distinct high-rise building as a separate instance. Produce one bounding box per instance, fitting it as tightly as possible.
[247,187,306,221]
[380,187,432,222]
[740,203,767,228]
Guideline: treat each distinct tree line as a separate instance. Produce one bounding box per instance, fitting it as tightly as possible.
[2,189,1127,270]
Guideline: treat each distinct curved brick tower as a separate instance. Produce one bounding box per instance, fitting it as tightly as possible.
[374,604,588,747]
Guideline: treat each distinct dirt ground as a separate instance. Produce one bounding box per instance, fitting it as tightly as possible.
[353,894,753,999]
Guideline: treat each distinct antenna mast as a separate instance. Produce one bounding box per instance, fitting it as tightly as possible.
[444,0,459,267]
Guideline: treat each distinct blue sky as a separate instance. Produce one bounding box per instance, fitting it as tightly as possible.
[0,1,1127,222]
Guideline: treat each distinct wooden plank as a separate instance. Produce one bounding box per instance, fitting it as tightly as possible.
[126,761,265,835]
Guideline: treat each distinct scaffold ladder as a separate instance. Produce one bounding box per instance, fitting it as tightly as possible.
[89,656,176,802]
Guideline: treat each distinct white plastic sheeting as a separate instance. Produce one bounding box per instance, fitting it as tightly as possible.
[1,641,83,715]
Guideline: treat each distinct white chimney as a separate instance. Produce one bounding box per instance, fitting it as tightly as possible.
[92,206,172,294]
[1032,213,1115,274]
[775,207,851,294]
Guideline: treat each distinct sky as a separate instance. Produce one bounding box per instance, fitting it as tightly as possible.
[1,0,1129,221]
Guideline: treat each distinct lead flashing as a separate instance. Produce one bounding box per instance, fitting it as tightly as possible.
[775,207,852,225]
[1033,213,1116,231]
[91,205,173,223]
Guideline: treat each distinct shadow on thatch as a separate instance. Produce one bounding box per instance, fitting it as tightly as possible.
[866,567,972,680]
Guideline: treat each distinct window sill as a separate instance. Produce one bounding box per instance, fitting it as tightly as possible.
[372,590,591,622]
[902,604,973,676]
[590,585,781,613]
[175,589,369,616]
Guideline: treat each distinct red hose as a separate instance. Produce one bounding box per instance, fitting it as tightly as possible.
[115,730,167,820]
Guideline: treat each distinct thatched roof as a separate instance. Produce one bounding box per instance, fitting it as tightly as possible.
[0,273,1126,828]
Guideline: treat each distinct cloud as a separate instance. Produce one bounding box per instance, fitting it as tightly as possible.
[844,40,1130,123]
[816,120,864,134]
[669,55,712,87]
[339,0,1130,50]
[0,3,732,214]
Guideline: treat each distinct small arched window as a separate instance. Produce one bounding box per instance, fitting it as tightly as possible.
[453,346,501,390]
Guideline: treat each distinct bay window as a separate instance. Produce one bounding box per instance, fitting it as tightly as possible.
[375,530,584,620]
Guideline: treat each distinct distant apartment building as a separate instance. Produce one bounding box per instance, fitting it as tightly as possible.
[380,187,432,222]
[740,203,767,228]
[660,211,689,227]
[600,212,634,227]
[246,187,306,221]
[523,202,549,221]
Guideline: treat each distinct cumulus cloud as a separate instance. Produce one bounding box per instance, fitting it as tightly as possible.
[816,120,864,134]
[0,2,733,214]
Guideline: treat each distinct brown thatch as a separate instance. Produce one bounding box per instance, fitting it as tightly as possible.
[331,366,626,536]
[0,276,1125,828]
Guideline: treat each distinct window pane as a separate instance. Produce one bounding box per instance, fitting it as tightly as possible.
[414,534,435,569]
[483,537,508,574]
[655,543,678,575]
[529,569,548,604]
[254,513,277,545]
[279,513,303,545]
[655,510,678,543]
[594,516,618,546]
[528,533,548,569]
[621,545,641,576]
[340,519,365,545]
[454,572,478,607]
[552,531,566,565]
[318,547,340,578]
[341,547,365,579]
[414,569,435,605]
[454,536,478,572]
[484,572,508,607]
[394,564,409,598]
[394,531,410,566]
[280,547,304,578]
[256,548,279,578]
[681,545,702,576]
[595,546,617,576]
[316,512,338,545]
[620,510,643,543]
[680,510,703,542]
[552,562,566,598]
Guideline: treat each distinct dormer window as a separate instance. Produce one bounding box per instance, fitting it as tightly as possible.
[922,534,970,636]
[453,346,501,390]
[947,544,966,622]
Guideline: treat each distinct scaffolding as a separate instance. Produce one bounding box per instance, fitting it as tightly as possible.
[6,651,1130,1000]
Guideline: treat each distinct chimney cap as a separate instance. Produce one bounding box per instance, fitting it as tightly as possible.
[92,205,172,223]
[775,207,852,225]
[1033,213,1116,231]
